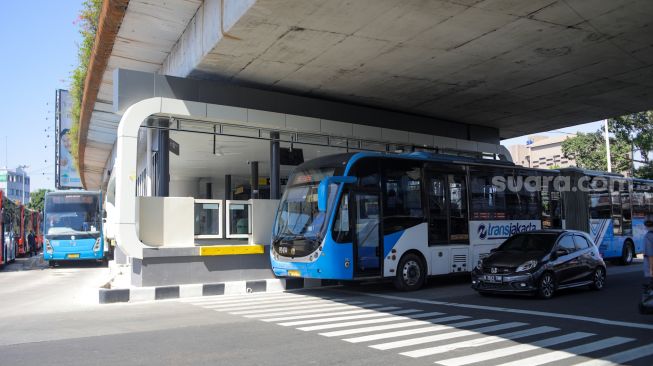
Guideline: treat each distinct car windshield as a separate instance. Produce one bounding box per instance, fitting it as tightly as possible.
[498,233,558,253]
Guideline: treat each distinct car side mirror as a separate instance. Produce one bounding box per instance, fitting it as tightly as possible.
[553,248,567,258]
[102,210,107,219]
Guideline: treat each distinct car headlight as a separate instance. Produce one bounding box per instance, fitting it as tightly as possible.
[516,260,538,272]
[476,259,483,270]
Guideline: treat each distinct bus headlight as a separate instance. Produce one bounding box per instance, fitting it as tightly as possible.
[45,239,53,254]
[93,238,101,252]
[516,260,538,272]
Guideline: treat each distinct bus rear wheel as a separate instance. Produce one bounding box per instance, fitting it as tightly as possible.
[620,242,634,265]
[393,253,426,291]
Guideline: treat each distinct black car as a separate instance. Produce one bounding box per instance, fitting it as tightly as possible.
[471,230,606,299]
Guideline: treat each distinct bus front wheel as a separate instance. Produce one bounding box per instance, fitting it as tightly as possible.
[620,242,634,265]
[393,253,426,291]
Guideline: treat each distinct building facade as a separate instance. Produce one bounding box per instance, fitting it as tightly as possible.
[507,135,576,169]
[0,167,31,204]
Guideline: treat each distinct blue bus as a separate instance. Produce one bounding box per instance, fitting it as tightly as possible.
[270,152,567,290]
[43,191,105,267]
[573,171,653,264]
[270,152,653,290]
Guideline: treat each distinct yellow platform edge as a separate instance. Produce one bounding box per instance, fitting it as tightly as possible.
[199,244,265,256]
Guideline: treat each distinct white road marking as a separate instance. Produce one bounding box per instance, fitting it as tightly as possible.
[205,297,339,310]
[227,301,366,315]
[297,312,446,332]
[344,319,498,343]
[261,308,386,322]
[244,303,384,318]
[278,308,413,326]
[573,343,653,366]
[350,291,653,331]
[319,315,468,338]
[433,332,593,365]
[496,337,635,366]
[401,325,561,358]
[181,293,307,304]
[371,322,532,350]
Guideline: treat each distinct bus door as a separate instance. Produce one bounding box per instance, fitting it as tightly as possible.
[425,167,469,245]
[353,191,382,277]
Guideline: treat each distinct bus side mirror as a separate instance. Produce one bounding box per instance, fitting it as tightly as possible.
[318,176,356,212]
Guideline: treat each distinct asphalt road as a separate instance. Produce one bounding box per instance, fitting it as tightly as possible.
[1,258,652,366]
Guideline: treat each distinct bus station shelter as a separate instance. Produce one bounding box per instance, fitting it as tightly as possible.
[76,0,653,288]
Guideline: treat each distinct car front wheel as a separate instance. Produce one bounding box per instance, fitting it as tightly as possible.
[537,272,556,299]
[590,267,606,290]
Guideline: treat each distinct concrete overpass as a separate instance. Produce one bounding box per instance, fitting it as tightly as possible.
[77,0,653,190]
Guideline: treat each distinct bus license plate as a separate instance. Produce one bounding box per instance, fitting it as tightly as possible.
[484,275,502,283]
[67,254,80,259]
[287,270,300,277]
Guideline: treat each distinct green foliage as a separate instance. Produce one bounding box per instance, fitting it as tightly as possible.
[636,163,653,179]
[69,0,103,169]
[561,130,632,173]
[609,112,653,165]
[27,189,52,212]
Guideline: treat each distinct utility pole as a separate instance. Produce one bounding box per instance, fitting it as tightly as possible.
[604,120,612,173]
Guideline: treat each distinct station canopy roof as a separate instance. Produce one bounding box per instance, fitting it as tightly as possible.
[78,0,653,189]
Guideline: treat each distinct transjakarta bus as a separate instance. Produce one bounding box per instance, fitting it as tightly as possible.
[558,168,653,264]
[44,191,105,266]
[270,152,563,291]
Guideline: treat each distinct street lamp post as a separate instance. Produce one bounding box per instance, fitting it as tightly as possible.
[18,165,28,204]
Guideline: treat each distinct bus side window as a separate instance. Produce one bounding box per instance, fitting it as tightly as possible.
[332,191,351,243]
[382,161,423,234]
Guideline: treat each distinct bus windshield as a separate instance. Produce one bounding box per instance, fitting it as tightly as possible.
[45,194,101,235]
[274,168,338,240]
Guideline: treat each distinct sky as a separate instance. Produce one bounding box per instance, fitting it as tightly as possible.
[0,1,82,191]
[501,121,604,147]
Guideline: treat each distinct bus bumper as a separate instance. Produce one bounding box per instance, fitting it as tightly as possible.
[44,251,104,261]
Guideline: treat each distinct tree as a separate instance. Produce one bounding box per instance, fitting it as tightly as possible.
[608,111,653,178]
[27,189,52,212]
[609,112,653,165]
[561,130,632,173]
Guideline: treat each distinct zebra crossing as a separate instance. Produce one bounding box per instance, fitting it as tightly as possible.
[181,292,653,365]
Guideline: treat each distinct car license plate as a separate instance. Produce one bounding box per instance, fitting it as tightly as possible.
[287,270,300,277]
[484,275,502,283]
[67,253,80,259]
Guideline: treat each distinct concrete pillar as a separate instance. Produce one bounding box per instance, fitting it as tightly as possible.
[157,119,170,197]
[250,161,259,199]
[270,132,281,199]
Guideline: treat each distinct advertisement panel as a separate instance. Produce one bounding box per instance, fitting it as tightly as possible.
[55,89,82,189]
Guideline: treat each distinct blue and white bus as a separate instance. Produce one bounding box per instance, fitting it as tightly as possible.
[270,153,653,290]
[569,170,653,264]
[43,191,105,266]
[270,152,564,290]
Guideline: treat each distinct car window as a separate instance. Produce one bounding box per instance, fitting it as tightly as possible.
[557,235,576,253]
[572,235,591,250]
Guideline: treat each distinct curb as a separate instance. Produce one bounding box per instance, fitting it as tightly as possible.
[98,278,338,304]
